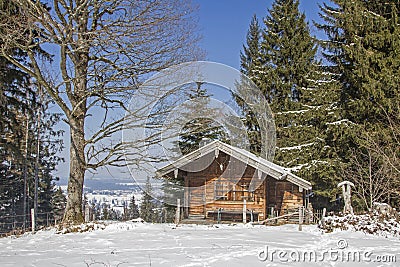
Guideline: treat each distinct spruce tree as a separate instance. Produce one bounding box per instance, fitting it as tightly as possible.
[177,82,228,155]
[127,195,140,220]
[240,15,263,80]
[0,0,64,230]
[91,202,100,221]
[51,187,67,222]
[140,177,157,222]
[317,0,400,125]
[239,15,263,155]
[239,0,341,207]
[316,0,400,208]
[161,179,183,222]
[0,62,62,230]
[102,204,110,220]
[265,0,338,207]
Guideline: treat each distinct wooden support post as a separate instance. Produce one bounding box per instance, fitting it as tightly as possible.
[31,208,35,233]
[184,176,189,218]
[298,206,303,231]
[175,199,181,225]
[243,199,247,224]
[85,204,90,222]
[274,208,278,224]
[217,208,221,224]
[321,208,326,227]
[305,203,312,225]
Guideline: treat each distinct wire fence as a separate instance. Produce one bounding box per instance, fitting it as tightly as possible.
[0,208,327,236]
[0,211,60,237]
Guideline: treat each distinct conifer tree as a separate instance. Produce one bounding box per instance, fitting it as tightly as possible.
[0,0,63,231]
[51,187,67,222]
[101,204,110,220]
[317,0,400,125]
[140,177,157,222]
[239,0,341,207]
[239,15,263,155]
[240,15,263,80]
[91,202,100,221]
[161,179,183,222]
[127,195,140,220]
[178,82,228,155]
[316,0,400,208]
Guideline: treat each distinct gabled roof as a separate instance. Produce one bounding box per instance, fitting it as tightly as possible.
[156,140,312,190]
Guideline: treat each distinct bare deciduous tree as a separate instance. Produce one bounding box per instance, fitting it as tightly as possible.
[344,147,390,210]
[365,108,400,205]
[0,0,202,224]
[368,109,400,178]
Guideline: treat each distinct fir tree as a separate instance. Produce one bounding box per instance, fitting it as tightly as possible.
[317,0,400,125]
[261,0,318,104]
[51,187,67,222]
[316,0,400,207]
[101,204,110,220]
[140,177,157,222]
[177,82,229,155]
[240,15,263,80]
[0,0,63,231]
[239,15,264,155]
[239,0,341,207]
[127,195,140,220]
[161,179,183,223]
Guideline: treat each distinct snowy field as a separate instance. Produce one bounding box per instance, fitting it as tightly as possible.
[1,222,399,267]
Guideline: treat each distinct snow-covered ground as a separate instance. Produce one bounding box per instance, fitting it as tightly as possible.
[1,222,399,266]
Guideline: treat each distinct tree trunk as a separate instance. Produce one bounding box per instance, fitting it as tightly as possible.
[63,110,86,225]
[62,16,89,224]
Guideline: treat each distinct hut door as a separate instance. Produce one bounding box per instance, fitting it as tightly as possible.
[188,186,205,216]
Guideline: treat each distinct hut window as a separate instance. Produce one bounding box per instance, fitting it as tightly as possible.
[214,179,228,200]
[214,179,254,201]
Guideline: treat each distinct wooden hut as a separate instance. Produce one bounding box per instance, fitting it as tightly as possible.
[156,140,312,222]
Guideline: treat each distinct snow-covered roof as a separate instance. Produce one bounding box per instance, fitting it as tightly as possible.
[156,140,312,190]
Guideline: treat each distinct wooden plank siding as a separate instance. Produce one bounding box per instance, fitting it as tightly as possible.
[185,153,268,221]
[266,177,303,216]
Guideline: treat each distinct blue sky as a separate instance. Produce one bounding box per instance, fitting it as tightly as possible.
[57,0,327,183]
[194,0,324,69]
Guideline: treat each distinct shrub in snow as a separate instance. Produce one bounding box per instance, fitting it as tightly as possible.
[319,203,400,238]
[373,202,398,219]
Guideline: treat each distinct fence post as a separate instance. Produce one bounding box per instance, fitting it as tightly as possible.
[243,199,247,224]
[175,199,181,225]
[298,206,303,231]
[321,208,326,227]
[305,203,312,224]
[85,204,90,223]
[31,208,35,233]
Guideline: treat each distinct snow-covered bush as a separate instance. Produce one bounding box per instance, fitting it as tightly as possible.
[319,203,400,237]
